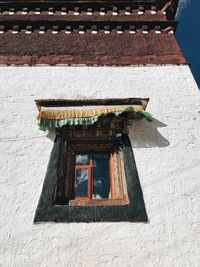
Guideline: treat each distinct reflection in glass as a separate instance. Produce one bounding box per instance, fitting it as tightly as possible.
[76,154,90,165]
[75,169,88,197]
[93,154,110,199]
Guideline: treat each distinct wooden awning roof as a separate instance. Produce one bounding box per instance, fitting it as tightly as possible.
[35,98,149,109]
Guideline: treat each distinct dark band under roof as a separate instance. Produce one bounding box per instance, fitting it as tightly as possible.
[35,98,149,109]
[0,20,178,30]
[0,0,179,20]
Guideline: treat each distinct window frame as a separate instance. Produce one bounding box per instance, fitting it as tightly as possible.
[61,138,127,206]
[34,132,148,223]
[74,157,93,200]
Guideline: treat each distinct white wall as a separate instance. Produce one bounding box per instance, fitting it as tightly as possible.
[0,65,200,267]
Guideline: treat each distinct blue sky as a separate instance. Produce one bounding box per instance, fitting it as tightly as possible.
[176,0,200,88]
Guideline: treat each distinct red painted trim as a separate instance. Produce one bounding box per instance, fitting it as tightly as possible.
[88,158,93,199]
[109,154,114,199]
[74,197,90,201]
[75,165,90,169]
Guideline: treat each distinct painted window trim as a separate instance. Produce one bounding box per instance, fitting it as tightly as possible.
[56,139,128,206]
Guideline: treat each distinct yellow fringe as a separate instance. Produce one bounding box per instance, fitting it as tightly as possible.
[38,105,144,120]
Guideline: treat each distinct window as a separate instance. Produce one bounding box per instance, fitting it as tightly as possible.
[54,132,129,207]
[34,129,147,222]
[34,98,149,222]
[74,153,111,200]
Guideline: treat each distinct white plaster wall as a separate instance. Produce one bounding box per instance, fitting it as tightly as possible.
[0,65,200,267]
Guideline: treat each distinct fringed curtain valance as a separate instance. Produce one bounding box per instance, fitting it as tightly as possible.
[37,105,152,131]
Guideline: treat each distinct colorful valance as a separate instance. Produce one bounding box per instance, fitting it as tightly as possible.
[37,104,152,131]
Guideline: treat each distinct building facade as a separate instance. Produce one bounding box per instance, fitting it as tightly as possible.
[0,0,200,266]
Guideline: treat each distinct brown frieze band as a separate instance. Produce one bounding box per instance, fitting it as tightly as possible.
[0,32,186,66]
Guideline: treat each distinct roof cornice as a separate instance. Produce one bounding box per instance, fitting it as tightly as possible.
[0,0,179,20]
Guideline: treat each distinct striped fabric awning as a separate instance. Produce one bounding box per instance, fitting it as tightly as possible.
[36,98,152,131]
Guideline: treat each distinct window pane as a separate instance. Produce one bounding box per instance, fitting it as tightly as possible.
[93,154,110,199]
[75,169,88,197]
[76,154,90,165]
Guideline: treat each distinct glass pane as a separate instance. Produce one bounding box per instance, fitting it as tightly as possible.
[93,154,110,199]
[75,169,88,197]
[76,154,90,165]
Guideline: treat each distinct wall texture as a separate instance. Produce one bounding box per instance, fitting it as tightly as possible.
[0,65,200,267]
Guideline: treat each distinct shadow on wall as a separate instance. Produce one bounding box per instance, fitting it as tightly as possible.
[129,118,170,148]
[46,118,170,149]
[46,129,56,142]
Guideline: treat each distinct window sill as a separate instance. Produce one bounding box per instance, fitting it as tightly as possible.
[69,198,128,206]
